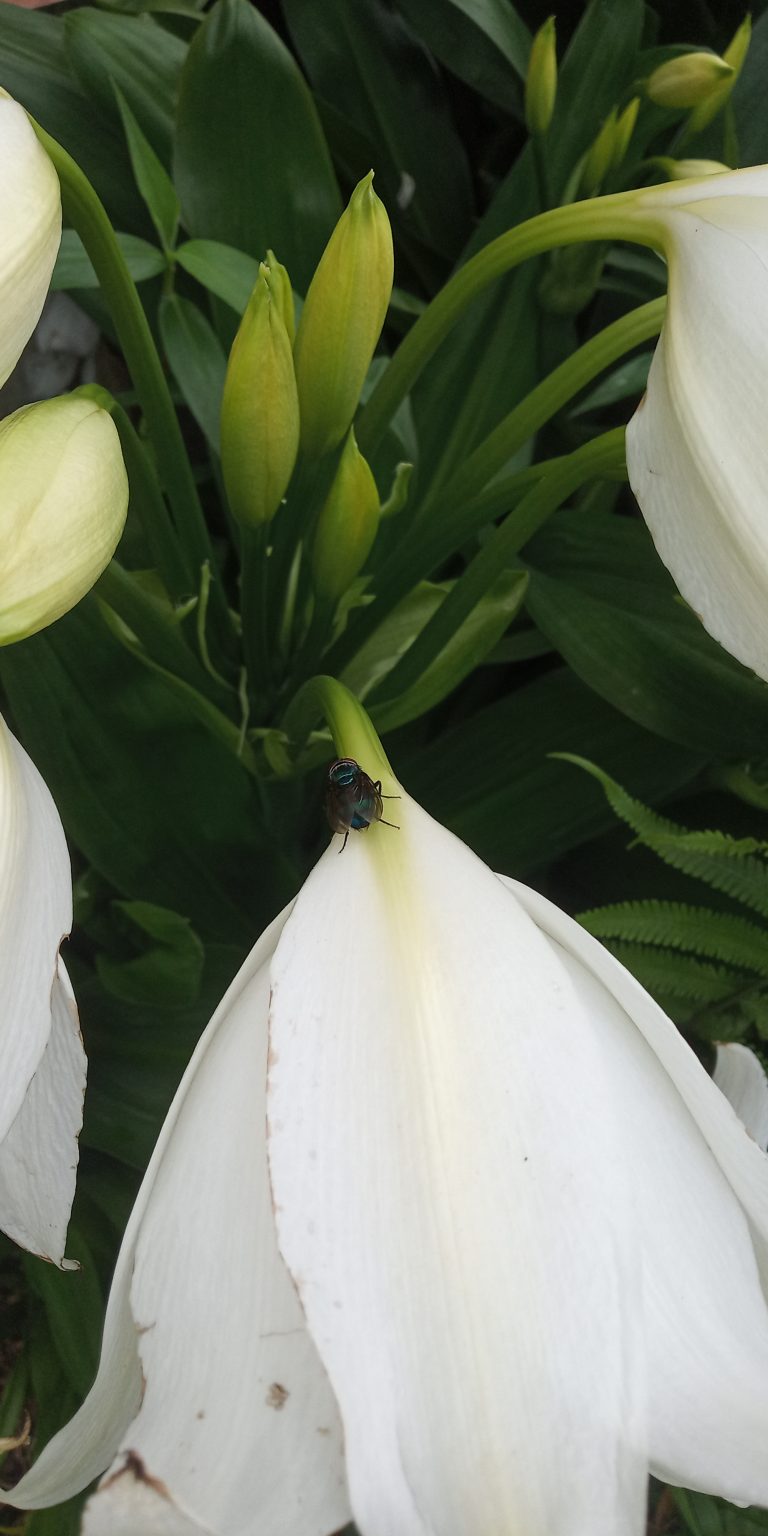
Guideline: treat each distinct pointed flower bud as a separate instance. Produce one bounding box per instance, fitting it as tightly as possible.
[611,97,640,172]
[0,94,61,388]
[652,156,730,180]
[0,396,128,645]
[312,428,380,604]
[580,109,619,197]
[264,249,296,346]
[525,16,557,139]
[294,173,394,460]
[687,16,751,135]
[220,266,300,527]
[645,51,733,110]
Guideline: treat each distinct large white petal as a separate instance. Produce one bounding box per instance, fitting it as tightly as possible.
[714,1044,768,1150]
[0,960,85,1265]
[268,796,647,1536]
[7,906,350,1536]
[505,877,768,1504]
[0,96,61,387]
[0,717,72,1143]
[626,170,768,680]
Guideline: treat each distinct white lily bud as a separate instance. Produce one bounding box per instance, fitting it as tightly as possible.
[0,95,61,388]
[0,396,128,644]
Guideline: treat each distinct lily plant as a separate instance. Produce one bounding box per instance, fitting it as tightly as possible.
[8,680,768,1536]
[0,93,128,1264]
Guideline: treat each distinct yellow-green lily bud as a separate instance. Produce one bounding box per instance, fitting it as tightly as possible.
[686,16,751,135]
[0,94,61,389]
[580,110,618,197]
[264,249,296,346]
[652,156,730,179]
[312,427,380,604]
[645,51,733,110]
[294,172,394,461]
[0,396,128,645]
[611,97,640,171]
[220,266,299,527]
[525,16,557,139]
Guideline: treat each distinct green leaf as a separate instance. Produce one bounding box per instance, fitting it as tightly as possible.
[559,756,768,921]
[570,353,652,416]
[395,0,529,113]
[64,6,185,164]
[96,899,205,1005]
[579,902,768,977]
[525,511,768,760]
[51,228,166,290]
[371,570,528,731]
[598,943,741,1005]
[159,294,227,452]
[283,0,474,263]
[23,1227,102,1400]
[114,84,180,251]
[175,238,260,315]
[174,0,341,292]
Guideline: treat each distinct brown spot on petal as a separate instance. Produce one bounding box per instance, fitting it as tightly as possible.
[101,1450,171,1500]
[266,1382,289,1410]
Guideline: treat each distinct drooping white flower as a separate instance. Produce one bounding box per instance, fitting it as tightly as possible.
[0,94,61,388]
[624,165,768,682]
[7,769,768,1535]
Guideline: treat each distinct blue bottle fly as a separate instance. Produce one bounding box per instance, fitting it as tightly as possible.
[325,758,400,851]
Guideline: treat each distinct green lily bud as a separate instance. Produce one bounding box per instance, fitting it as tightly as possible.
[294,172,394,461]
[645,51,732,110]
[580,110,618,197]
[312,428,380,604]
[651,156,730,180]
[264,249,296,346]
[611,97,640,172]
[686,16,751,135]
[525,17,557,139]
[220,266,299,527]
[0,396,128,645]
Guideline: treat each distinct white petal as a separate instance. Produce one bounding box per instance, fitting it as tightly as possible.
[714,1043,768,1150]
[0,96,61,387]
[0,717,72,1142]
[268,797,647,1536]
[626,171,768,680]
[505,877,768,1504]
[0,960,85,1265]
[7,906,350,1536]
[82,1466,217,1535]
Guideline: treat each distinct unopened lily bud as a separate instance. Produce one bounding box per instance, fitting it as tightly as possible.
[687,16,751,135]
[220,267,299,527]
[0,94,61,388]
[611,97,640,172]
[312,428,380,604]
[525,16,557,138]
[581,110,618,197]
[652,156,730,180]
[0,396,128,645]
[646,51,732,110]
[294,173,394,460]
[264,249,296,346]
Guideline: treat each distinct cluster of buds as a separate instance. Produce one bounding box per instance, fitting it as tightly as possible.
[220,172,393,604]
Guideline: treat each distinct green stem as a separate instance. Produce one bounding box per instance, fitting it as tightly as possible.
[370,427,626,706]
[33,123,218,593]
[240,524,273,700]
[420,296,665,520]
[282,675,392,783]
[356,187,655,455]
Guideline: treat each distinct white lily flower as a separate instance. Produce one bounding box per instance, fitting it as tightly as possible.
[7,747,768,1535]
[624,165,768,681]
[0,716,85,1266]
[0,94,61,388]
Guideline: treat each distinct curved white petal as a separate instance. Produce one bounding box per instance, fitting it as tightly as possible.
[268,796,647,1536]
[0,96,61,387]
[7,905,350,1536]
[0,717,72,1143]
[504,877,768,1505]
[626,167,768,680]
[0,398,128,645]
[0,960,85,1265]
[714,1043,768,1150]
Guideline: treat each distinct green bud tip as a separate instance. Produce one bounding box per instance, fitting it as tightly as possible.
[525,16,557,139]
[645,51,733,110]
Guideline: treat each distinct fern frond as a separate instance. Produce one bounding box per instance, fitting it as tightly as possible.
[603,942,743,1004]
[579,901,768,976]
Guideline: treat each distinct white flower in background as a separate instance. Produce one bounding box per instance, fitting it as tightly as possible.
[0,90,129,1260]
[624,165,768,683]
[7,770,768,1535]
